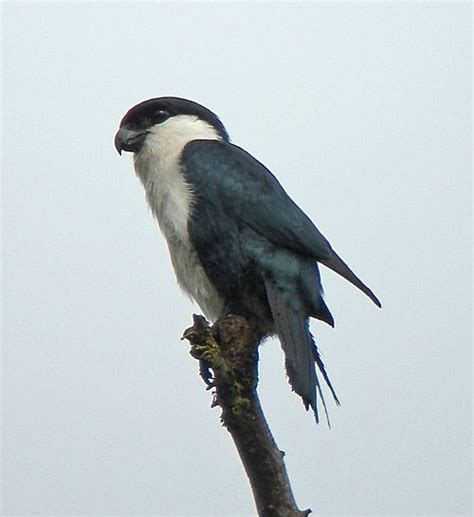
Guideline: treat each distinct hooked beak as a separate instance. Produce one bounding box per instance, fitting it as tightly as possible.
[114,127,148,155]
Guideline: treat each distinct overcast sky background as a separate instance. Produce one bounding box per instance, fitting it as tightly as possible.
[2,2,472,516]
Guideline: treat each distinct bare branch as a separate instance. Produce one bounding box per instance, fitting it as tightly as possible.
[182,314,311,517]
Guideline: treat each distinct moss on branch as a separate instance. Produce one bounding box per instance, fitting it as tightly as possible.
[182,314,310,517]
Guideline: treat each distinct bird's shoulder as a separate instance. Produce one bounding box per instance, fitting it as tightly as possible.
[181,138,332,260]
[181,139,279,187]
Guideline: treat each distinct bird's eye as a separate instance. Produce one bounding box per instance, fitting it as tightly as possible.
[154,110,170,123]
[127,122,137,130]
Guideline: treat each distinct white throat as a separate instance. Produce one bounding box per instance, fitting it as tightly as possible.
[132,114,224,320]
[134,114,222,187]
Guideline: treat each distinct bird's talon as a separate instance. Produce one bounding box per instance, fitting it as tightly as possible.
[199,359,214,387]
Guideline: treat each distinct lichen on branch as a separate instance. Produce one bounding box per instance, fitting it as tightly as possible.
[182,314,310,517]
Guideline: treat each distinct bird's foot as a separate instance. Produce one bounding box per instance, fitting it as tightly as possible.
[199,359,215,389]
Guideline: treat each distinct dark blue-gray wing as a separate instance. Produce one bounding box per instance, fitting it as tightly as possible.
[182,140,381,307]
[183,139,332,259]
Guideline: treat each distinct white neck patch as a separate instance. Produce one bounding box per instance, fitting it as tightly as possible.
[134,114,222,186]
[132,114,224,321]
[133,114,222,229]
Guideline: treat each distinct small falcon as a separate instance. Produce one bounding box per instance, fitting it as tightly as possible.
[115,97,381,422]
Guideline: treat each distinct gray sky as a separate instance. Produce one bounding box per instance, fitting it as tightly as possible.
[2,2,471,516]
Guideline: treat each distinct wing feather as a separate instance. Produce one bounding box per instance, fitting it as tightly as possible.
[182,140,380,307]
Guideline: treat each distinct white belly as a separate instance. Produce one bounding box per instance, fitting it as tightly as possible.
[133,120,224,321]
[156,192,224,320]
[166,231,224,321]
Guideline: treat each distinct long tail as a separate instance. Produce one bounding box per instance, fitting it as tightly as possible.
[265,280,339,424]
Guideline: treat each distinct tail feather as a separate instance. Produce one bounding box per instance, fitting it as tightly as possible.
[265,280,339,424]
[311,335,340,406]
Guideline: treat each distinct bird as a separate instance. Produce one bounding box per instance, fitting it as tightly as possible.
[114,97,381,423]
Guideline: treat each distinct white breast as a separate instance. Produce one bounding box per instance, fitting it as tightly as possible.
[133,115,224,321]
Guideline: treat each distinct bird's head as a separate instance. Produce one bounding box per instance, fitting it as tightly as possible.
[114,97,229,156]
